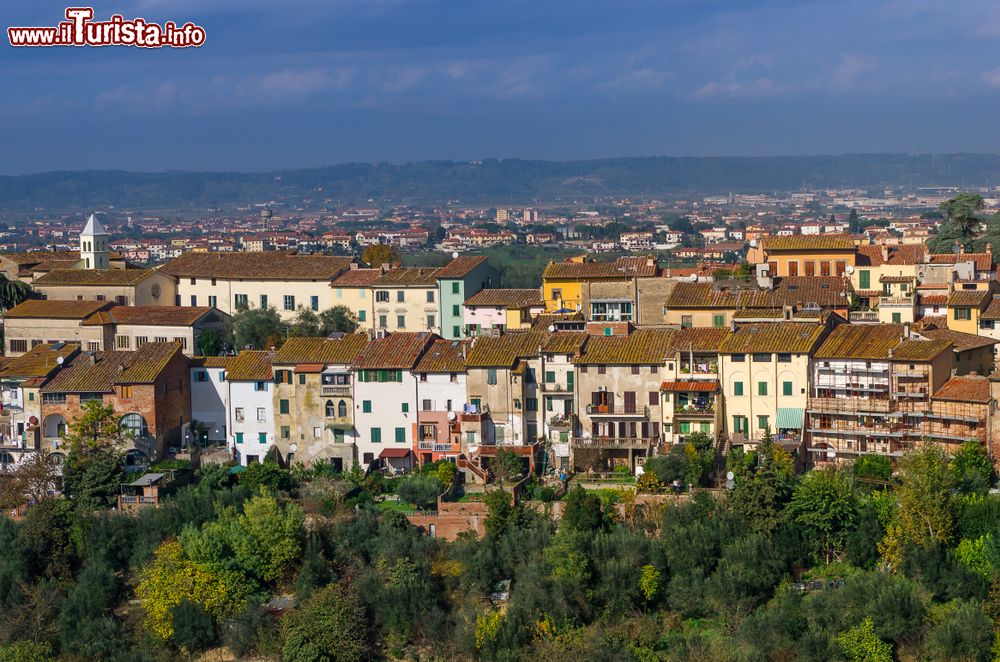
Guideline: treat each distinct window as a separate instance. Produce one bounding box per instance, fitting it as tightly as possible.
[752,353,770,362]
[858,270,870,289]
[208,295,218,308]
[358,310,366,322]
[733,416,747,433]
[155,336,167,343]
[487,368,497,385]
[452,282,460,294]
[190,295,198,306]
[376,291,389,303]
[196,371,208,382]
[526,398,538,411]
[426,291,435,303]
[9,339,26,353]
[235,293,248,308]
[397,315,406,328]
[88,341,100,351]
[120,385,133,399]
[732,354,745,362]
[757,415,769,431]
[42,393,66,404]
[363,400,372,413]
[401,402,410,413]
[452,304,461,317]
[631,366,640,375]
[598,365,606,375]
[258,432,267,444]
[279,399,290,414]
[712,314,725,328]
[260,294,268,309]
[299,374,306,385]
[136,336,149,348]
[310,295,319,311]
[313,427,321,439]
[955,308,972,321]
[257,408,266,422]
[284,295,295,311]
[892,312,901,323]
[419,424,437,441]
[396,291,405,303]
[734,381,744,396]
[235,407,245,422]
[590,301,633,322]
[236,432,244,444]
[119,413,148,438]
[777,353,792,363]
[395,427,405,442]
[280,426,290,439]
[379,315,388,328]
[371,428,382,443]
[649,391,658,406]
[426,315,435,329]
[758,381,768,396]
[545,370,556,383]
[782,381,793,396]
[681,315,692,329]
[453,326,460,337]
[254,381,267,392]
[115,335,131,350]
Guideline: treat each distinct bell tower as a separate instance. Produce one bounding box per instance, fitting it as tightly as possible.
[80,213,109,269]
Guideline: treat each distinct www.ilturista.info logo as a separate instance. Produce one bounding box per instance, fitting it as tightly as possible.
[8,7,206,48]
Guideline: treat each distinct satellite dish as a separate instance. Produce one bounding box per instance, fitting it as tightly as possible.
[56,356,64,365]
[689,273,699,282]
[845,265,855,274]
[447,411,457,421]
[452,252,459,259]
[289,443,298,453]
[726,471,734,481]
[547,325,556,333]
[749,239,758,248]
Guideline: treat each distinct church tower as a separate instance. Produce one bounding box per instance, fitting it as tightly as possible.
[80,213,109,269]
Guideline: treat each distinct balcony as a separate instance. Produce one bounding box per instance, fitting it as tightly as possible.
[325,416,353,429]
[571,436,655,449]
[674,401,716,417]
[321,385,351,398]
[540,382,572,393]
[679,361,718,377]
[585,404,649,418]
[879,296,914,308]
[808,397,892,413]
[460,404,489,422]
[849,311,879,323]
[418,441,457,452]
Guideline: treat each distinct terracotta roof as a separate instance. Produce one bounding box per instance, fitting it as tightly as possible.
[33,269,159,287]
[4,299,112,320]
[294,364,325,374]
[225,350,273,381]
[372,268,440,288]
[466,331,547,368]
[543,257,657,280]
[83,306,219,327]
[761,235,855,251]
[465,288,543,308]
[932,375,992,403]
[272,335,368,366]
[929,252,993,272]
[351,332,435,370]
[718,323,825,354]
[668,327,731,353]
[660,380,719,392]
[575,328,675,365]
[814,324,905,360]
[435,255,488,278]
[0,250,79,267]
[855,290,884,298]
[29,258,83,272]
[856,244,926,267]
[160,251,352,280]
[947,290,989,307]
[891,339,952,362]
[920,294,948,306]
[41,342,183,392]
[330,269,381,288]
[879,275,915,283]
[542,332,588,355]
[190,356,233,368]
[666,277,848,310]
[413,338,468,373]
[920,327,1000,351]
[0,343,81,379]
[531,312,585,329]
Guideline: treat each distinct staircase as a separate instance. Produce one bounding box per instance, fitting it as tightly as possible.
[457,452,489,484]
[713,434,730,483]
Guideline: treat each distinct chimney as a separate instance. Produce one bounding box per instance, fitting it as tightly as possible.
[89,354,97,365]
[903,321,911,339]
[960,245,966,255]
[881,244,889,262]
[730,319,737,332]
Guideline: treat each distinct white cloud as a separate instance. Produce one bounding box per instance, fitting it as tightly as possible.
[692,77,788,99]
[983,66,1000,88]
[829,54,874,89]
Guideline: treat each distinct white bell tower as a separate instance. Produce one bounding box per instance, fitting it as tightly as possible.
[80,213,109,269]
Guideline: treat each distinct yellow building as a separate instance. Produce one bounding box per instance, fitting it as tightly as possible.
[330,268,380,332]
[541,256,657,312]
[753,235,856,277]
[946,289,991,335]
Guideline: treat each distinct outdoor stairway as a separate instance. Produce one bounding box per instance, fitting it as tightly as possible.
[712,434,730,482]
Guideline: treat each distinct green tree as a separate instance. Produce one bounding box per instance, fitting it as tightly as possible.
[836,618,892,662]
[196,327,224,356]
[854,455,892,482]
[362,244,399,268]
[228,492,305,583]
[281,584,370,662]
[483,489,521,538]
[639,564,660,605]
[848,208,860,234]
[171,599,216,653]
[729,436,795,534]
[61,401,127,510]
[319,306,359,334]
[561,485,607,533]
[894,442,955,550]
[0,274,35,312]
[490,449,522,486]
[787,468,859,563]
[228,305,282,350]
[396,476,443,510]
[949,441,993,495]
[927,193,985,253]
[239,460,295,493]
[289,307,322,337]
[0,641,54,662]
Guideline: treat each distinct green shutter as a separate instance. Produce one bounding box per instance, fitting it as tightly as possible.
[395,427,405,442]
[363,400,372,413]
[734,381,744,396]
[859,270,870,289]
[371,428,381,443]
[782,381,792,396]
[279,399,289,414]
[758,382,768,396]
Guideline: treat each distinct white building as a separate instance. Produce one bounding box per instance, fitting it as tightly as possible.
[225,350,275,465]
[189,357,231,447]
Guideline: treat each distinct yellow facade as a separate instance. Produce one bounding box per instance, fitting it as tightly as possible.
[947,304,980,335]
[761,250,856,278]
[542,279,585,312]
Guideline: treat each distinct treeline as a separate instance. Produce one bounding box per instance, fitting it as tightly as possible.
[0,430,997,660]
[5,154,1000,208]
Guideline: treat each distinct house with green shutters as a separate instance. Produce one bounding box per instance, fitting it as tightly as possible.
[435,255,500,339]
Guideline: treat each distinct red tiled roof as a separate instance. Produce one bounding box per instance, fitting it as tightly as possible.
[379,448,413,458]
[932,375,991,403]
[435,255,488,278]
[929,252,993,272]
[330,268,381,288]
[660,380,719,392]
[351,332,434,369]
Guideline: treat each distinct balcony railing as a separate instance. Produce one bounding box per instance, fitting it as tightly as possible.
[585,404,649,418]
[418,441,456,452]
[808,397,892,413]
[879,296,914,307]
[548,413,576,428]
[679,362,718,375]
[321,385,351,397]
[571,436,656,449]
[849,311,879,322]
[540,382,572,393]
[674,402,716,416]
[325,416,353,428]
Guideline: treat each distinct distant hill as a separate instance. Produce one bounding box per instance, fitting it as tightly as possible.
[3,154,1000,209]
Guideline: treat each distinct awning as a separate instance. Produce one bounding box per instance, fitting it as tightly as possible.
[660,380,719,392]
[379,448,413,459]
[775,407,805,430]
[294,364,325,373]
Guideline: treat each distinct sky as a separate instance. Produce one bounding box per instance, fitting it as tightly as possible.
[3,0,1000,173]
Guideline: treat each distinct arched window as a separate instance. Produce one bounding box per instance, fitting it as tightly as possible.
[325,400,335,417]
[120,413,149,438]
[338,400,348,417]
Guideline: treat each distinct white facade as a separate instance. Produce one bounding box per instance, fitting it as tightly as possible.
[353,372,419,466]
[229,379,275,465]
[190,366,229,445]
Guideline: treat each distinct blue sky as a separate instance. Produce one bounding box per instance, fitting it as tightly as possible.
[3,0,1000,173]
